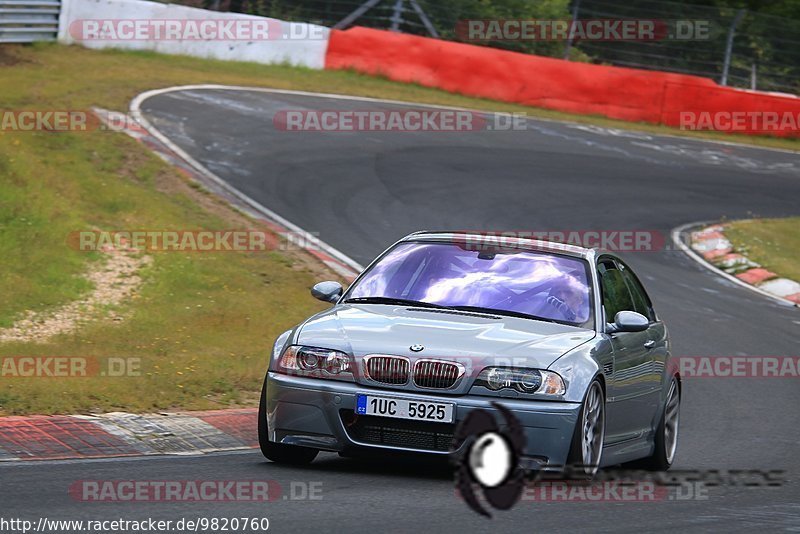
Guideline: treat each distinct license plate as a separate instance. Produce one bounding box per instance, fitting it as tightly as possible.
[356,394,454,423]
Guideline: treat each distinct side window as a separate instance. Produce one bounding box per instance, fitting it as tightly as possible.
[619,263,655,321]
[597,260,634,323]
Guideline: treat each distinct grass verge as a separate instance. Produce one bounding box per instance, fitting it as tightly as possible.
[724,217,800,283]
[0,44,356,415]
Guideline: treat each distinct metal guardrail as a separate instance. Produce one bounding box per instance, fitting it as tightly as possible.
[0,0,60,43]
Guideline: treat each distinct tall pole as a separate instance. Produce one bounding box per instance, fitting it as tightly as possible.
[335,0,438,36]
[721,9,745,86]
[390,0,404,32]
[334,0,382,30]
[563,0,581,60]
[409,0,439,38]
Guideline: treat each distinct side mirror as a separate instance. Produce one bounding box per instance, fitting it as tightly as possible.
[311,281,343,303]
[608,310,649,333]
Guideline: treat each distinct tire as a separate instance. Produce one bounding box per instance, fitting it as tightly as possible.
[641,376,680,471]
[566,379,605,479]
[258,374,319,465]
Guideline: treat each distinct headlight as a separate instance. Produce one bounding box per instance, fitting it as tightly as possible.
[474,367,565,396]
[277,345,352,379]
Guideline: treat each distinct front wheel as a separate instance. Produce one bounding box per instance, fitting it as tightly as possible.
[258,375,319,465]
[641,376,680,471]
[566,379,605,479]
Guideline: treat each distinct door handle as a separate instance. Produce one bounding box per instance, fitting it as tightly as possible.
[644,340,656,349]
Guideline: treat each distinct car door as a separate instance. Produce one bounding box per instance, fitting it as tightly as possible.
[597,258,655,443]
[618,259,665,427]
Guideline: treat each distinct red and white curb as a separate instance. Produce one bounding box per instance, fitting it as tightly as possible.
[92,105,361,281]
[687,223,800,306]
[0,409,257,461]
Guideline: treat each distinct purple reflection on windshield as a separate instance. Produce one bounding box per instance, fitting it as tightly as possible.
[348,242,592,325]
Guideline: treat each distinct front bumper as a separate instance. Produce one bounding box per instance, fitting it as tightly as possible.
[266,372,581,470]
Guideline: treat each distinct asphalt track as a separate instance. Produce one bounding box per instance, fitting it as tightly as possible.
[3,88,800,532]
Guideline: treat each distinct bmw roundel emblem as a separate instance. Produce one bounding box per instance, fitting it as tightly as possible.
[410,344,424,352]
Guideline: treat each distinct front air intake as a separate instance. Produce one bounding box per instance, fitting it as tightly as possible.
[413,360,463,389]
[364,355,410,385]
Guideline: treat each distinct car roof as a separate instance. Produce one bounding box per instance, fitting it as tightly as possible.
[398,231,601,261]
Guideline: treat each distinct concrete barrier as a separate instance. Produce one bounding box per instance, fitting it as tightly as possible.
[58,0,329,69]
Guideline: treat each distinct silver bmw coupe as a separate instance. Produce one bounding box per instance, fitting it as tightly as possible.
[259,231,680,475]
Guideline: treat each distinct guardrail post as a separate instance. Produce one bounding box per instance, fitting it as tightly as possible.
[334,0,382,30]
[389,0,404,32]
[721,9,745,86]
[563,0,581,60]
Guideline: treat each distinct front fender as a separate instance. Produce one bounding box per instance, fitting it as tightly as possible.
[548,338,611,403]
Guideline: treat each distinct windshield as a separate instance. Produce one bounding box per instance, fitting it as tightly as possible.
[346,241,593,327]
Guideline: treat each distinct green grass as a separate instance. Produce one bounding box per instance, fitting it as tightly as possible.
[0,44,351,415]
[0,42,797,415]
[724,217,800,283]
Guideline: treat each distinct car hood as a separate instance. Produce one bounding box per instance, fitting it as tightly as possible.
[296,304,595,378]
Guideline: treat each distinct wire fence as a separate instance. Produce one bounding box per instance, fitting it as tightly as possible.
[568,0,800,95]
[172,0,800,96]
